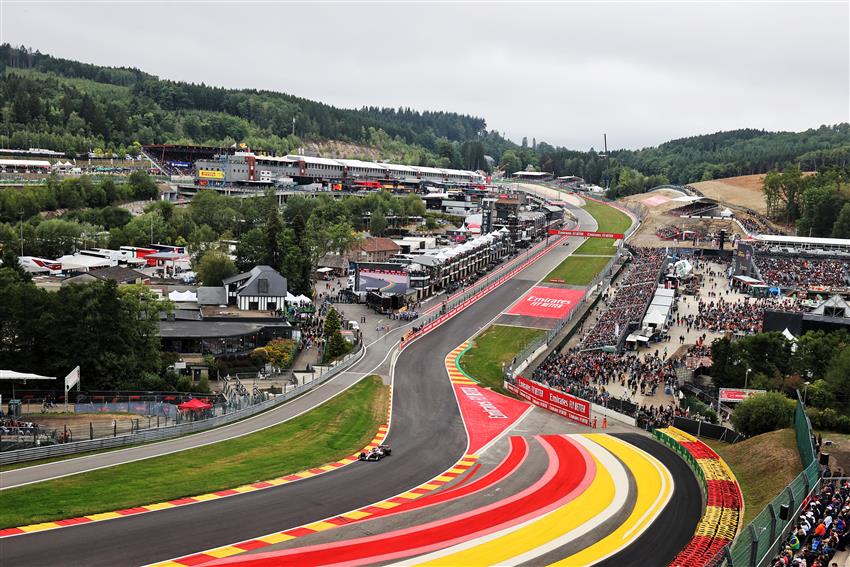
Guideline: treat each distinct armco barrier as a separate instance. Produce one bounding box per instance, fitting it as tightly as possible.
[0,344,364,466]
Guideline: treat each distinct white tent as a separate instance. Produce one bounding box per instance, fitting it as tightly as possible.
[0,369,56,397]
[316,267,333,274]
[168,290,198,303]
[56,254,113,271]
[295,294,312,304]
[286,292,297,303]
[0,370,56,381]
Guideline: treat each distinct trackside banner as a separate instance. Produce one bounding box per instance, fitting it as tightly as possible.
[507,376,591,426]
[548,229,625,239]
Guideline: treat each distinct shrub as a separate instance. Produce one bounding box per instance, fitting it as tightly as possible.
[731,392,795,437]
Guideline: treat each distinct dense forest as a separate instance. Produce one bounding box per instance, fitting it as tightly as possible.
[2,44,850,192]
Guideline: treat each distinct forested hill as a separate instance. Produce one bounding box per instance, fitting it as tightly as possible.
[2,44,849,190]
[610,126,850,187]
[0,44,498,166]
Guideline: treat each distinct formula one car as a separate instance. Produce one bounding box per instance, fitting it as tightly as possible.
[359,444,392,461]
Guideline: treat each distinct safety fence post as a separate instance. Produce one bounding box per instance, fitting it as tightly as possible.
[90,422,93,440]
[747,524,759,567]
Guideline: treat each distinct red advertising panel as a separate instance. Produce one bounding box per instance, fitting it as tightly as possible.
[506,287,584,319]
[507,376,591,426]
[718,388,766,403]
[548,229,625,239]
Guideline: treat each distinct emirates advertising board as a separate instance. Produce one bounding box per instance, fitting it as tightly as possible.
[718,388,766,403]
[507,376,591,425]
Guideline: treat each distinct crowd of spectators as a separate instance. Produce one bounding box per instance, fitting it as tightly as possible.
[736,212,771,235]
[674,297,796,334]
[580,249,666,350]
[656,226,705,241]
[755,256,850,289]
[531,348,692,428]
[0,418,38,434]
[770,478,849,567]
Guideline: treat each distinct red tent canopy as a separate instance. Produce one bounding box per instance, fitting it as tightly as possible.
[178,398,212,411]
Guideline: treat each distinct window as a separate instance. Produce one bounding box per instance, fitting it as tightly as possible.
[258,278,269,294]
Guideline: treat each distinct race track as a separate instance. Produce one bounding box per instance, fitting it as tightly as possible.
[0,190,702,566]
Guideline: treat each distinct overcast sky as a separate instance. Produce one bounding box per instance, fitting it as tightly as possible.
[2,1,848,150]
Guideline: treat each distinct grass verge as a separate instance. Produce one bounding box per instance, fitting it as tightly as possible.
[0,375,388,528]
[581,198,632,234]
[460,325,545,394]
[704,428,801,525]
[545,255,612,286]
[574,238,617,256]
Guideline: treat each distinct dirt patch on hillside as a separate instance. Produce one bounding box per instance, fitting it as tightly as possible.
[691,175,769,214]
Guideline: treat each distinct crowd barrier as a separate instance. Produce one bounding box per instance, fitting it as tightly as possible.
[673,416,746,444]
[0,344,364,466]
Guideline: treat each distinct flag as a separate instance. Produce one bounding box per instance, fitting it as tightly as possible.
[64,366,80,392]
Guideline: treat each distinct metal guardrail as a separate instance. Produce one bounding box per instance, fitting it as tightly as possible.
[0,344,364,466]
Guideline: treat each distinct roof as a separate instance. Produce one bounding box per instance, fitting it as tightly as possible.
[56,254,113,270]
[812,294,850,316]
[198,286,227,305]
[755,234,850,247]
[0,369,56,381]
[223,265,288,297]
[88,265,146,283]
[159,320,288,339]
[284,154,342,167]
[0,159,51,167]
[336,159,386,171]
[318,254,349,270]
[146,251,189,260]
[512,171,551,177]
[357,237,401,254]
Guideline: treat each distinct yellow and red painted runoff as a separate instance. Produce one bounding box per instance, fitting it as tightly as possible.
[0,390,395,540]
[661,427,743,567]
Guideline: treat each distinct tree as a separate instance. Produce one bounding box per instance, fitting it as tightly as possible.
[369,210,388,236]
[324,308,342,340]
[195,249,237,285]
[499,150,522,175]
[833,202,850,238]
[325,330,351,361]
[731,392,795,437]
[257,338,296,369]
[824,344,850,412]
[235,227,268,271]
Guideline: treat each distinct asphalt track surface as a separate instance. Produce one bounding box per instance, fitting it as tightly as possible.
[1,191,701,565]
[0,259,571,566]
[597,433,703,567]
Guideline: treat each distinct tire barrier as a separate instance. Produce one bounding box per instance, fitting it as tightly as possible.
[657,427,743,567]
